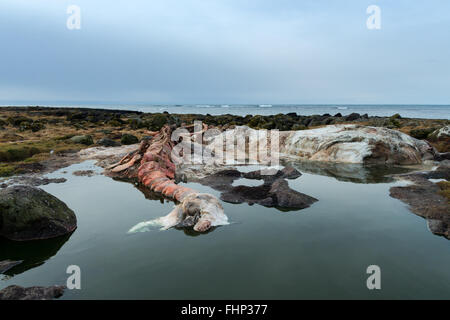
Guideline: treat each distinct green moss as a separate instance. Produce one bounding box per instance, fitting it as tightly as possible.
[121,134,139,145]
[148,114,168,131]
[0,163,16,177]
[410,127,436,140]
[108,119,122,127]
[248,115,265,128]
[0,186,77,241]
[70,135,93,145]
[55,134,76,141]
[0,146,41,162]
[0,139,83,164]
[437,181,450,202]
[7,116,32,127]
[292,124,307,130]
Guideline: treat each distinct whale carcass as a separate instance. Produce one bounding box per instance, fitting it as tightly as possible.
[108,125,228,232]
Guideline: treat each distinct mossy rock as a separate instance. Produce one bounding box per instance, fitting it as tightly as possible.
[7,116,32,127]
[410,128,436,140]
[0,164,17,177]
[292,124,307,130]
[0,146,41,162]
[97,138,120,147]
[70,135,93,145]
[148,114,168,131]
[248,115,266,128]
[0,186,77,241]
[121,134,139,145]
[437,181,450,203]
[31,122,45,132]
[108,119,122,127]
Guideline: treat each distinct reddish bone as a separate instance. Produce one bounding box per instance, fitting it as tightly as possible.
[108,125,200,200]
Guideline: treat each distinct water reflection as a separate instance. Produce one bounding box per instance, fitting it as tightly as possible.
[0,233,73,277]
[285,160,414,184]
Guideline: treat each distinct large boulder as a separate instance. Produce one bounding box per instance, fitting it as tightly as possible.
[0,186,77,241]
[97,137,120,147]
[282,125,436,164]
[70,135,93,145]
[429,125,450,141]
[428,125,450,153]
[208,125,435,165]
[121,134,139,145]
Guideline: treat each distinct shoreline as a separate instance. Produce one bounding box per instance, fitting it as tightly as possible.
[1,105,449,120]
[0,106,448,178]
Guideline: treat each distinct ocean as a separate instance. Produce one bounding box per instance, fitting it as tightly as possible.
[2,104,450,119]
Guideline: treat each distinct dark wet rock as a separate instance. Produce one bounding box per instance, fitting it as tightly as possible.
[435,152,450,161]
[344,113,360,121]
[221,178,317,209]
[428,219,448,238]
[280,166,302,179]
[1,177,66,188]
[38,177,67,185]
[12,162,46,175]
[0,260,23,273]
[97,137,120,147]
[243,166,302,181]
[192,166,316,210]
[0,285,65,300]
[334,113,342,117]
[390,171,449,239]
[70,135,93,145]
[73,170,95,177]
[121,134,139,145]
[410,128,436,140]
[269,179,318,209]
[25,177,67,187]
[0,186,77,241]
[195,169,242,191]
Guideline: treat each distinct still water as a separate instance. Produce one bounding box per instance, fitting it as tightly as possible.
[1,161,449,299]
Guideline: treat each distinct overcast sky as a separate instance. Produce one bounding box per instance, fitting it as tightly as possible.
[0,0,449,105]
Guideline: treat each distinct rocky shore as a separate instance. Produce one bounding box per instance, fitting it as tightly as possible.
[0,106,449,299]
[0,106,448,177]
[0,285,65,300]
